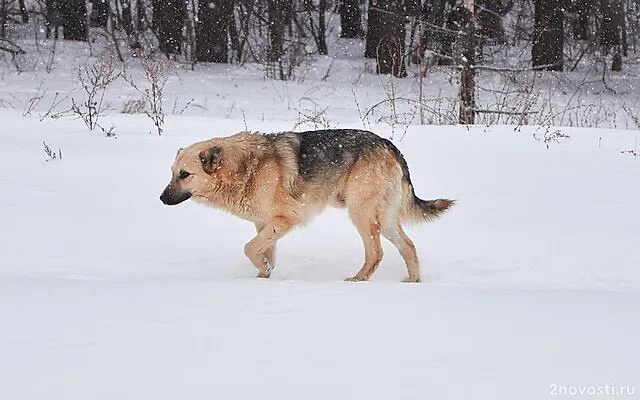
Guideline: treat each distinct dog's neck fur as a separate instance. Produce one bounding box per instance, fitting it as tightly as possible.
[195,139,270,221]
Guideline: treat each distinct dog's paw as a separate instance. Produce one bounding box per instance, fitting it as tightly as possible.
[256,271,271,279]
[254,258,274,279]
[402,276,421,283]
[344,275,367,282]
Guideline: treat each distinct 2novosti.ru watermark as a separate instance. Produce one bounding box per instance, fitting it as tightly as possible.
[549,383,636,397]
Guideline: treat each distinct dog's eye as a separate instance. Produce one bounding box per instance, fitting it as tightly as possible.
[178,170,191,180]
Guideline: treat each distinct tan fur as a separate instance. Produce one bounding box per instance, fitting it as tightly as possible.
[161,131,454,282]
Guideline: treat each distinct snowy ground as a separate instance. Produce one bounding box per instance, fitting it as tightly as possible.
[1,107,639,399]
[2,34,640,399]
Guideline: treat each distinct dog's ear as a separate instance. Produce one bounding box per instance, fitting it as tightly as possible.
[199,146,222,174]
[175,147,184,160]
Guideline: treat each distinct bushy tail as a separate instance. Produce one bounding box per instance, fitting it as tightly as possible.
[401,182,455,223]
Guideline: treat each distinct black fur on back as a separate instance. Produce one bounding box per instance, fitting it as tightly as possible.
[292,129,414,189]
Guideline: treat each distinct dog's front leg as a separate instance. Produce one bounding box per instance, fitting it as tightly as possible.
[254,222,277,269]
[244,217,293,278]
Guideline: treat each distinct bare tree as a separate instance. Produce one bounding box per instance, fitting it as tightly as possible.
[532,0,564,71]
[44,0,60,39]
[18,0,28,23]
[458,0,476,124]
[600,0,625,71]
[114,0,140,48]
[268,0,286,63]
[476,0,514,42]
[71,55,120,135]
[151,0,187,57]
[567,0,596,40]
[0,1,6,37]
[317,0,328,55]
[365,0,407,77]
[2,0,29,28]
[123,55,173,135]
[338,0,363,38]
[89,0,108,28]
[442,5,473,65]
[59,0,89,41]
[303,0,328,55]
[118,0,134,35]
[196,0,235,63]
[364,0,380,59]
[413,0,455,64]
[137,0,146,31]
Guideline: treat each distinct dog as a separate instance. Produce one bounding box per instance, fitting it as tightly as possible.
[160,129,454,282]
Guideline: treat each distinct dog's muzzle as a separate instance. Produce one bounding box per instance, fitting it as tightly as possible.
[160,184,192,205]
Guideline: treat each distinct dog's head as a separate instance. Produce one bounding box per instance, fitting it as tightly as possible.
[160,143,223,206]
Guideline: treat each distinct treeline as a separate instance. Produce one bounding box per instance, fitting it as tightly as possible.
[0,0,638,78]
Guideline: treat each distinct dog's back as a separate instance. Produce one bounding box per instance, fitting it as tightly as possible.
[263,129,408,193]
[293,129,406,180]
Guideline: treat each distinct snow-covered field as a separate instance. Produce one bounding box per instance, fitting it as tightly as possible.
[1,40,640,399]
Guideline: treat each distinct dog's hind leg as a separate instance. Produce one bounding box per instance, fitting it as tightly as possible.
[245,217,292,278]
[345,206,384,282]
[381,224,421,283]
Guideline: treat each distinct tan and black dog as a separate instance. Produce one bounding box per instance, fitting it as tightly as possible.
[160,129,454,282]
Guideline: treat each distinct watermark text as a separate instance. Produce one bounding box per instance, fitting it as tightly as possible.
[549,383,635,397]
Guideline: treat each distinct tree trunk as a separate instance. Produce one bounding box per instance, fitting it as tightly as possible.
[600,0,621,47]
[89,0,108,28]
[600,0,625,70]
[377,0,406,77]
[1,0,6,37]
[44,0,56,39]
[196,0,234,63]
[267,0,286,62]
[423,0,450,28]
[532,0,564,71]
[228,9,241,63]
[405,0,421,17]
[477,0,505,41]
[440,5,472,65]
[339,0,362,38]
[137,0,146,31]
[317,0,327,55]
[612,0,625,67]
[568,0,594,40]
[458,1,476,124]
[60,0,88,41]
[119,0,134,36]
[414,0,449,64]
[621,3,628,57]
[364,0,380,59]
[365,0,407,77]
[116,0,141,49]
[151,0,187,56]
[574,11,589,40]
[19,0,29,23]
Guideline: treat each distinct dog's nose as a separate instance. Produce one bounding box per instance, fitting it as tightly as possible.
[160,189,171,204]
[160,182,174,204]
[159,186,192,205]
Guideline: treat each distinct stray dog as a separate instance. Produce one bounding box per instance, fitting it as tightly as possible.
[160,129,454,282]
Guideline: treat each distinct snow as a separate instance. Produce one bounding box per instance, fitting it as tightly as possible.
[1,42,640,399]
[3,278,639,399]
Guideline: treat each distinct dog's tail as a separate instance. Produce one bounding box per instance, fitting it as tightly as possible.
[400,181,455,223]
[381,136,455,223]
